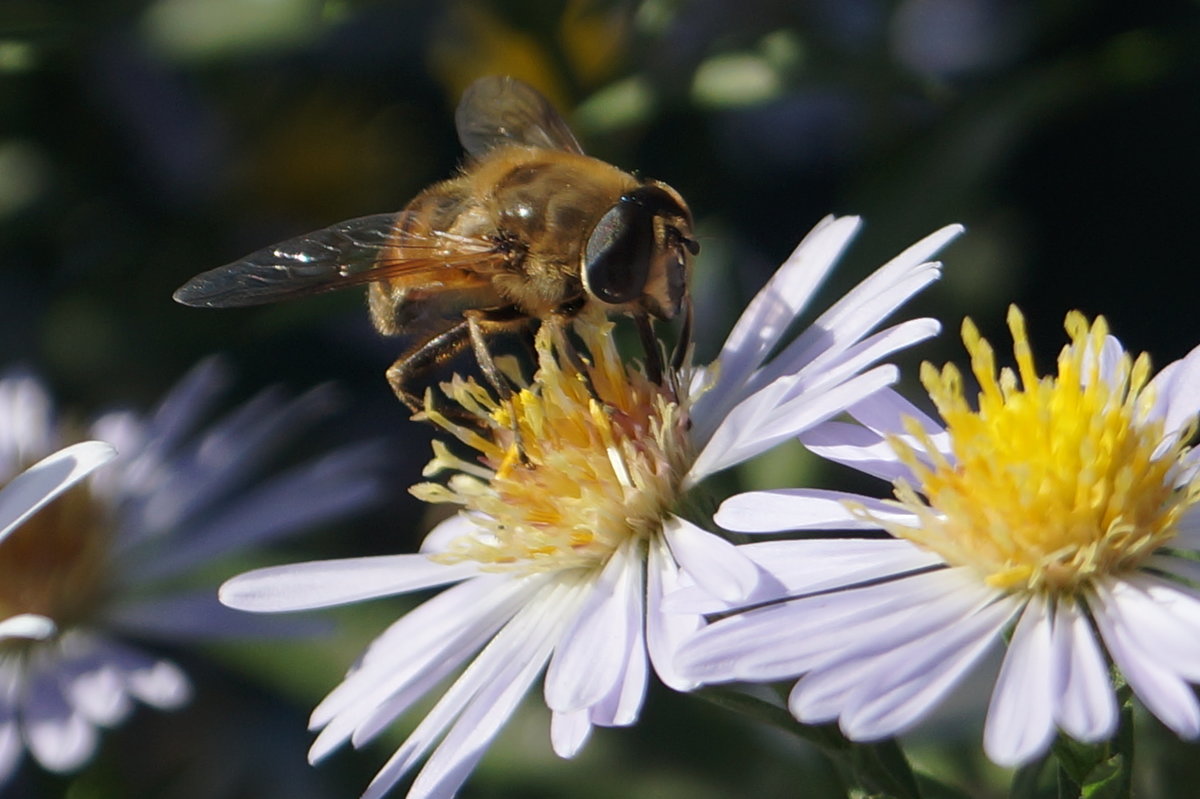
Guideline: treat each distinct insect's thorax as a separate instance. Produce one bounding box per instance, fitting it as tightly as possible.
[470,148,639,314]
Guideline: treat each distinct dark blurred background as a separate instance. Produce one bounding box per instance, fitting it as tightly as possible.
[2,0,1199,796]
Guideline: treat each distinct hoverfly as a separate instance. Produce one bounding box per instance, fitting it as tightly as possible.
[173,76,698,410]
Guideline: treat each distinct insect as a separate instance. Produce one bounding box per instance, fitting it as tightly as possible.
[173,75,698,411]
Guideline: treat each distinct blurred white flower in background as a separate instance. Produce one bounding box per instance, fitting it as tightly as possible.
[0,359,383,784]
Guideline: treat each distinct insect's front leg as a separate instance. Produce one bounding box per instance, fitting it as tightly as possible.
[634,312,665,385]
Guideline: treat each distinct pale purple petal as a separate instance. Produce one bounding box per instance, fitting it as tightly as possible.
[983,595,1056,766]
[1051,598,1117,742]
[662,517,757,602]
[219,555,479,612]
[130,442,384,581]
[0,441,116,543]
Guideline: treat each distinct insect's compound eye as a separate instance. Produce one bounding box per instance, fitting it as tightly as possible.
[583,200,653,305]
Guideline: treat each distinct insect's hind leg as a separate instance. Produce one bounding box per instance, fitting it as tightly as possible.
[386,321,474,414]
[386,309,532,417]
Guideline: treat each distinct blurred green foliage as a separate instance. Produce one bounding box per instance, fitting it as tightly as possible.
[2,0,1200,796]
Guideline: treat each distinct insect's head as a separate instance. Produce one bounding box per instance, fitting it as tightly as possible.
[581,182,698,320]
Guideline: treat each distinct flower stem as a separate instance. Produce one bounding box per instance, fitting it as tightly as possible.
[696,686,923,799]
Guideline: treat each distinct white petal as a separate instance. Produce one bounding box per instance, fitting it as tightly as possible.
[0,720,21,787]
[983,595,1057,766]
[0,614,56,641]
[666,535,937,614]
[589,615,648,727]
[21,676,98,773]
[419,512,482,554]
[679,568,991,684]
[645,536,703,691]
[1097,576,1200,680]
[0,374,55,475]
[65,663,132,727]
[1165,508,1200,549]
[785,576,1009,725]
[662,517,757,603]
[715,489,913,533]
[131,442,384,581]
[312,576,537,758]
[1051,598,1117,743]
[689,365,898,482]
[219,555,478,612]
[544,542,641,713]
[0,441,116,543]
[800,421,914,483]
[550,709,592,759]
[1145,342,1200,437]
[691,215,861,441]
[1091,579,1200,738]
[837,597,1014,739]
[744,224,960,400]
[359,580,572,799]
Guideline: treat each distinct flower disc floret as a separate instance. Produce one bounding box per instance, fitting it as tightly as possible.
[413,316,693,573]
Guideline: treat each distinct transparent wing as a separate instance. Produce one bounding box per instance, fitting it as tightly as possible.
[173,212,502,308]
[455,75,584,159]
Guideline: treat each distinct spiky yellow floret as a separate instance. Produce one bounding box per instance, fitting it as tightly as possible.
[876,306,1199,595]
[412,315,692,574]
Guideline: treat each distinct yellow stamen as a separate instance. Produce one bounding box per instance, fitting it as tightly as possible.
[868,305,1198,595]
[412,315,692,574]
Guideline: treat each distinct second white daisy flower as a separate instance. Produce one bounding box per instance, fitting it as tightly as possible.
[678,306,1200,767]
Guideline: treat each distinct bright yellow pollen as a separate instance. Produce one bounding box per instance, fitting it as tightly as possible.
[412,314,692,574]
[875,305,1199,595]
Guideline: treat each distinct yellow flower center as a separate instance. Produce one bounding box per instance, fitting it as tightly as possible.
[412,315,692,574]
[877,305,1199,595]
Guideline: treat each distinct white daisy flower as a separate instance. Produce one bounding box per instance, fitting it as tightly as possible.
[220,215,962,799]
[678,305,1200,767]
[0,360,382,784]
